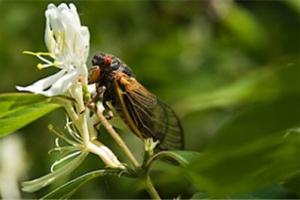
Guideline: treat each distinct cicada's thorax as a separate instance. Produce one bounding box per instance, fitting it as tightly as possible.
[97,56,134,107]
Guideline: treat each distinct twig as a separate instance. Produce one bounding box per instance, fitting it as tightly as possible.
[94,104,140,168]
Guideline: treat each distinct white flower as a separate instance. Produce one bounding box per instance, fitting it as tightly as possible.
[16,3,90,96]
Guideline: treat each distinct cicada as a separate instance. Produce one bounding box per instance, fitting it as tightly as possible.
[88,52,184,150]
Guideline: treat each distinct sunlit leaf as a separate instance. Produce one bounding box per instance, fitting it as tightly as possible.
[285,0,300,14]
[0,93,61,137]
[22,152,88,193]
[222,2,266,51]
[177,59,300,117]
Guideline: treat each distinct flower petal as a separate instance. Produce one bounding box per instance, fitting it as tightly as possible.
[69,3,81,26]
[78,27,90,63]
[42,70,78,96]
[16,69,67,94]
[44,12,57,55]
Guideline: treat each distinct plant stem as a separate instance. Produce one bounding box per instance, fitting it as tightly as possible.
[94,105,140,168]
[64,102,124,169]
[145,175,161,200]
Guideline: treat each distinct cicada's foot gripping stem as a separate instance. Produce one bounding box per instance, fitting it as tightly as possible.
[93,121,101,132]
[85,100,113,120]
[85,100,95,111]
[104,110,114,120]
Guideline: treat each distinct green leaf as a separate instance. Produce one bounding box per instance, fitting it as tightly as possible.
[284,174,300,196]
[222,2,266,51]
[187,96,300,196]
[42,169,126,199]
[149,150,201,167]
[22,152,88,193]
[191,192,212,199]
[234,185,294,199]
[144,151,201,199]
[285,0,300,14]
[191,184,294,199]
[0,93,61,137]
[177,59,300,116]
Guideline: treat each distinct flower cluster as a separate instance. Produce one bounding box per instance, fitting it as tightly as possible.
[17,3,89,96]
[17,3,125,178]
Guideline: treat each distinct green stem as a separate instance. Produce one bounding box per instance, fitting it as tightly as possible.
[145,175,161,200]
[94,104,140,168]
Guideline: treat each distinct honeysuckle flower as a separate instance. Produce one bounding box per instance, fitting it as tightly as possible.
[17,4,126,183]
[16,3,90,96]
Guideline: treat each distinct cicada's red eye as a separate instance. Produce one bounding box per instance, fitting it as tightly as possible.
[88,66,101,84]
[103,55,112,65]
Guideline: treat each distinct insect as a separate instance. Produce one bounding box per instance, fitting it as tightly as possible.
[88,52,184,150]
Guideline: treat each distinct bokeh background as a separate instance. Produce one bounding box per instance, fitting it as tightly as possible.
[0,0,300,199]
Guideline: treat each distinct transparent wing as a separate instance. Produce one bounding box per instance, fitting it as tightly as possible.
[114,75,184,150]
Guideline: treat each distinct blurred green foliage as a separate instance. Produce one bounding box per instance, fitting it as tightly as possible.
[0,0,300,199]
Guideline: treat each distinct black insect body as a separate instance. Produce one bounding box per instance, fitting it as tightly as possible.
[89,52,184,150]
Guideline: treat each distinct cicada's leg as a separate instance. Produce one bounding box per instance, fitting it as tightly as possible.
[86,85,106,112]
[84,84,103,112]
[102,89,114,120]
[93,121,101,133]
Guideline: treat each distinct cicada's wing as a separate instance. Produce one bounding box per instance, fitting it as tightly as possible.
[152,100,184,150]
[113,73,184,150]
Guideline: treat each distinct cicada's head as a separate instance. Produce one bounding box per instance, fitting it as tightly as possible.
[92,52,112,69]
[88,52,114,84]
